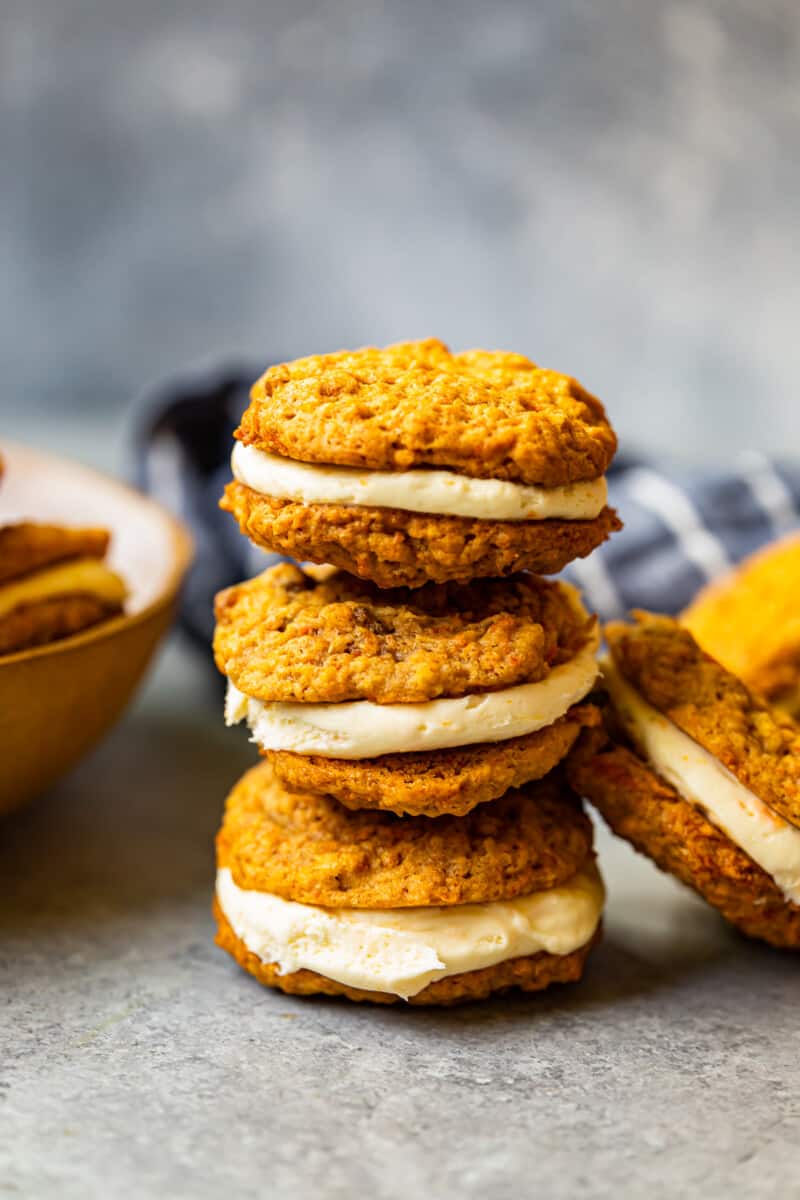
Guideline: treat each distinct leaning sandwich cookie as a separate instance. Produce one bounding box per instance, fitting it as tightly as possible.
[568,613,800,949]
[214,762,604,1005]
[220,339,621,588]
[0,522,127,655]
[214,562,602,817]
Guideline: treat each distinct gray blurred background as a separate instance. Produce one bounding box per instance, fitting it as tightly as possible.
[2,0,799,470]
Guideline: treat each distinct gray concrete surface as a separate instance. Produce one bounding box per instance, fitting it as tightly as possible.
[2,638,799,1199]
[3,0,800,459]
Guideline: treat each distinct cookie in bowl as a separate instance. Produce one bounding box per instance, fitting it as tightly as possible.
[0,440,192,815]
[214,562,602,817]
[221,339,621,588]
[0,522,127,655]
[568,613,800,949]
[214,761,604,1005]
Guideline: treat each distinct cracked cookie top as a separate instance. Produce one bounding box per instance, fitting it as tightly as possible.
[217,760,594,908]
[237,339,617,488]
[214,562,595,704]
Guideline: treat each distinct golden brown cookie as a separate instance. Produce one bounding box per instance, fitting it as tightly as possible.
[0,595,121,656]
[268,703,599,817]
[682,534,800,718]
[221,484,622,589]
[217,761,594,908]
[605,613,800,830]
[223,340,621,587]
[0,522,126,655]
[214,898,601,1006]
[214,562,595,705]
[0,523,110,586]
[240,339,617,487]
[568,738,800,949]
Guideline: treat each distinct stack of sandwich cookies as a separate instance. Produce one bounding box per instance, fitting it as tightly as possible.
[213,339,620,1003]
[568,614,800,949]
[0,522,126,655]
[221,339,621,587]
[215,563,602,817]
[214,762,604,1005]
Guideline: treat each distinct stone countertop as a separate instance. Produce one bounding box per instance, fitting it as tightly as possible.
[2,638,798,1199]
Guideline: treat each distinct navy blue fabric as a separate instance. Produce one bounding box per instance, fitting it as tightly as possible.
[134,367,279,650]
[134,369,800,648]
[563,454,800,621]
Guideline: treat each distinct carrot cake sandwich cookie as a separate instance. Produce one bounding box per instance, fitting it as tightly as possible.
[0,522,127,655]
[214,761,604,1005]
[682,533,800,719]
[214,562,602,817]
[221,339,621,588]
[568,613,800,949]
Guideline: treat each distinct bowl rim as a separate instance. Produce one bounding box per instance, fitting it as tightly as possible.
[0,441,195,668]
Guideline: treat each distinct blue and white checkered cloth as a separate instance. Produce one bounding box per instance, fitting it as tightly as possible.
[135,368,800,650]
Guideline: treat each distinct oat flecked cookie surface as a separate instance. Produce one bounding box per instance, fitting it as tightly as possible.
[606,613,800,830]
[238,339,617,487]
[214,562,595,705]
[682,534,800,718]
[217,761,594,908]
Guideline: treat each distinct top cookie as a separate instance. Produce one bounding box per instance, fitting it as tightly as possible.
[606,612,800,830]
[217,760,594,908]
[214,562,595,705]
[238,339,616,488]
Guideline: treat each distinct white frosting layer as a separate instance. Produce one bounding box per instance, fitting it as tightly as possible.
[216,864,604,999]
[232,441,608,522]
[225,628,600,759]
[603,660,800,905]
[0,558,126,620]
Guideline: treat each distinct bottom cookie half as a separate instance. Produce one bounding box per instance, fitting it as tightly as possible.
[214,899,601,1006]
[267,705,599,818]
[221,482,622,588]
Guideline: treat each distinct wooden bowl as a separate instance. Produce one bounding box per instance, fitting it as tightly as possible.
[0,442,194,815]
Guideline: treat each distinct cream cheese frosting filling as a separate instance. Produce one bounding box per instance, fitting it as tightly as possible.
[216,864,604,999]
[225,627,600,759]
[232,441,608,522]
[603,659,800,905]
[0,557,126,620]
